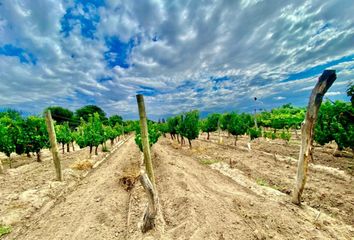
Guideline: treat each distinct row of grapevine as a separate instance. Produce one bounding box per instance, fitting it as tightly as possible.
[0,107,133,170]
[157,99,352,153]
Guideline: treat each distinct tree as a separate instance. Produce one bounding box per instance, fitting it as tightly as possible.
[167,116,180,140]
[108,115,123,127]
[179,110,200,148]
[22,116,49,162]
[76,105,107,122]
[104,125,117,146]
[55,122,72,153]
[201,113,220,140]
[347,83,354,107]
[0,116,17,168]
[220,113,232,132]
[227,113,251,145]
[83,113,104,155]
[0,109,22,120]
[46,106,74,125]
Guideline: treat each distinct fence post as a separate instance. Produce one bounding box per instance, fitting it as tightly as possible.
[45,110,63,181]
[292,70,336,204]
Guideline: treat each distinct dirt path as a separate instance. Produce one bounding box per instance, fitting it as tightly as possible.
[151,138,353,239]
[5,138,140,240]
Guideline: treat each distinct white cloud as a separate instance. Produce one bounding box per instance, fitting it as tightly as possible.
[0,0,353,118]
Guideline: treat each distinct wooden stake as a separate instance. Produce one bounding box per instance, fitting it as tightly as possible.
[139,172,158,233]
[292,70,336,204]
[218,118,223,144]
[45,110,63,181]
[136,94,156,188]
[0,158,4,174]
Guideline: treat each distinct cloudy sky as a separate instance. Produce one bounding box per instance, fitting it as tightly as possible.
[0,0,353,119]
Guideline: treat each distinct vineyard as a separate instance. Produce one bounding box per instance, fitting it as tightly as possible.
[0,75,353,239]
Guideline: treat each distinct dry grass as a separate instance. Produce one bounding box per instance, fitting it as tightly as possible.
[119,163,140,191]
[71,160,93,170]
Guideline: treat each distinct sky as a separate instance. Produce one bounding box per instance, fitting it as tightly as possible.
[0,0,353,120]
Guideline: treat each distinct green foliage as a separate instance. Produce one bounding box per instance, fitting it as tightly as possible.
[0,116,17,157]
[108,115,123,127]
[279,130,291,143]
[179,110,200,143]
[0,109,22,120]
[83,113,104,148]
[22,116,49,154]
[315,100,354,151]
[104,125,116,141]
[55,122,72,145]
[248,127,261,140]
[264,131,277,140]
[135,122,161,151]
[201,113,220,134]
[167,116,181,136]
[46,106,74,126]
[227,113,252,138]
[258,104,305,130]
[220,113,232,131]
[0,225,12,237]
[76,105,107,122]
[347,83,354,107]
[157,122,169,135]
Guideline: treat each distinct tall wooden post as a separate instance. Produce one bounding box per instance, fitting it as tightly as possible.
[292,70,336,204]
[45,110,63,181]
[136,94,156,188]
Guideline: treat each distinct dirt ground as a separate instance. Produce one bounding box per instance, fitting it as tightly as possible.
[1,134,353,239]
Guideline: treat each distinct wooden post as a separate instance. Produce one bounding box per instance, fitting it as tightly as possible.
[292,70,336,204]
[136,94,156,188]
[45,110,63,181]
[0,159,4,174]
[139,172,158,233]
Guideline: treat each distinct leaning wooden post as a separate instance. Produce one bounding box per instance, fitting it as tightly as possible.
[136,94,156,188]
[292,70,336,204]
[45,110,63,181]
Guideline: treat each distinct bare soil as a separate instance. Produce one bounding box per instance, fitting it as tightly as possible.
[1,134,353,240]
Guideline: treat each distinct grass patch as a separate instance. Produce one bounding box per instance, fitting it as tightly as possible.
[199,159,219,165]
[0,225,12,237]
[256,178,281,191]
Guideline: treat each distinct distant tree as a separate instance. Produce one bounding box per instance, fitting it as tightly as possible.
[227,113,252,146]
[220,113,232,131]
[179,110,200,148]
[46,106,74,125]
[108,115,123,127]
[0,109,22,120]
[347,83,354,106]
[167,116,180,140]
[83,113,104,155]
[76,105,107,122]
[201,113,221,140]
[0,116,17,168]
[22,116,49,162]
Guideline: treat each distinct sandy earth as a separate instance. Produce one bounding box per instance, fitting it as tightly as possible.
[1,134,353,239]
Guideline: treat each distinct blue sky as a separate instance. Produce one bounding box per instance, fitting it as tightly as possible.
[0,0,353,119]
